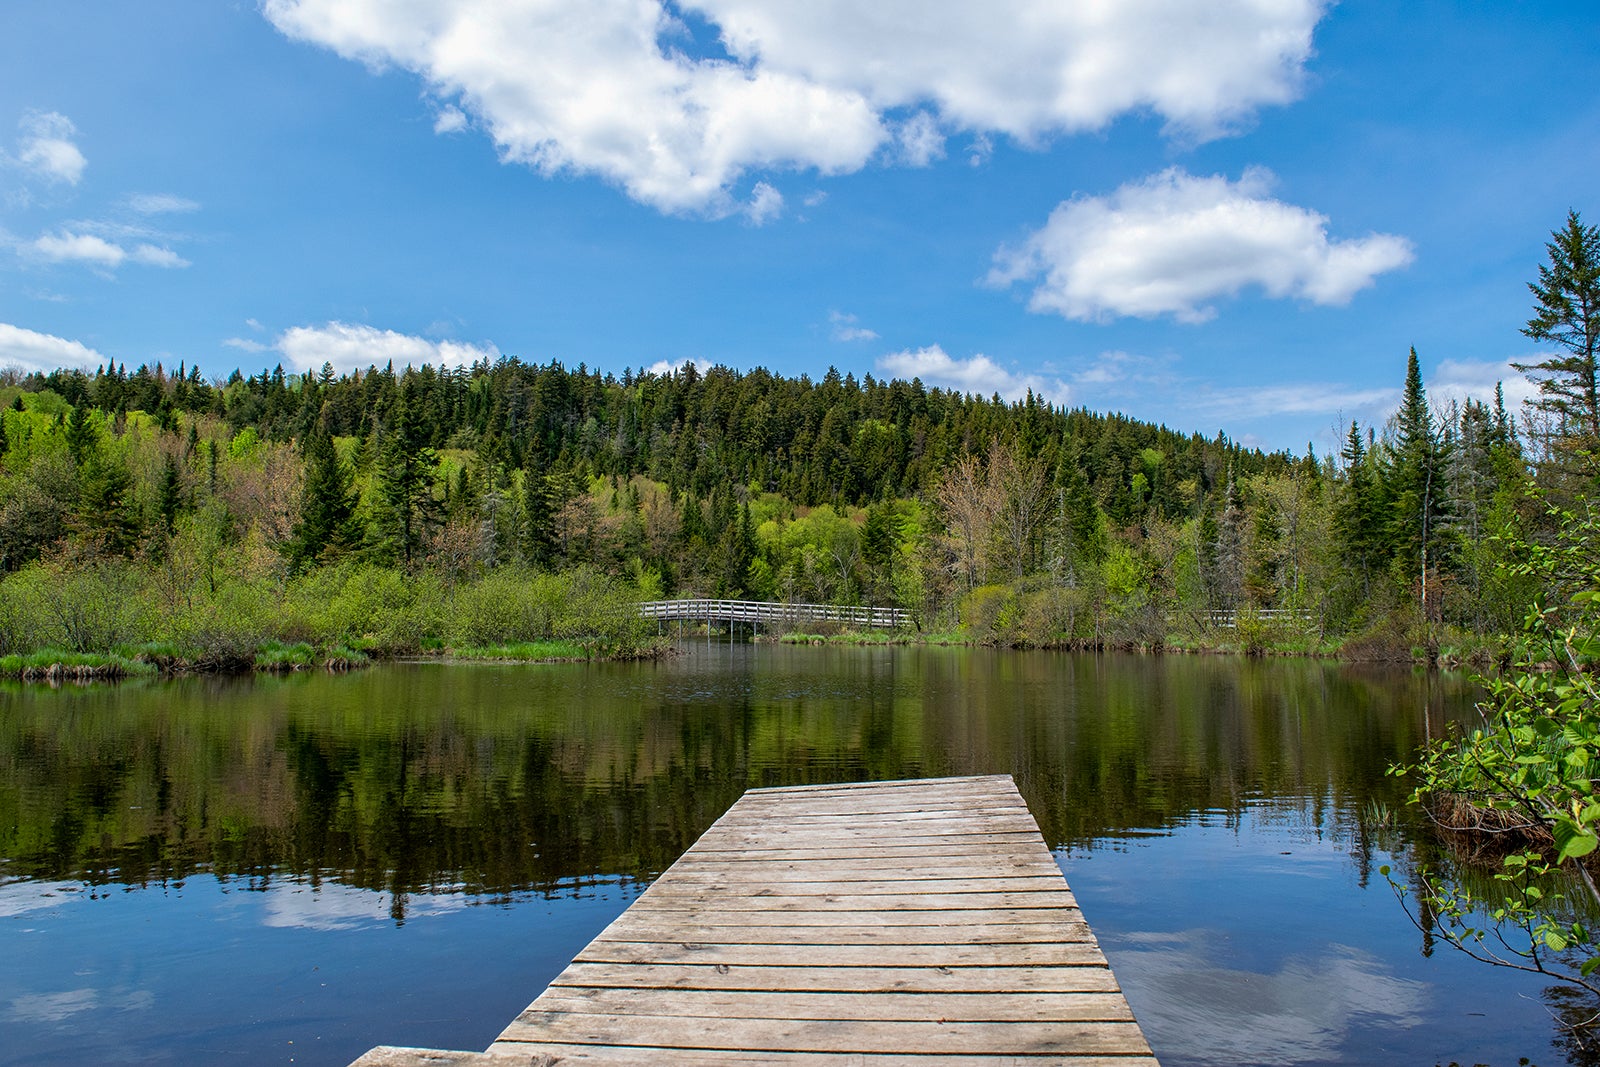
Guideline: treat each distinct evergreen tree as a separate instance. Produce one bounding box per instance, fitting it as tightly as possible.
[521,466,557,566]
[1516,210,1600,476]
[1055,438,1104,580]
[156,455,183,536]
[367,402,438,567]
[75,453,140,554]
[289,424,358,570]
[860,502,895,605]
[718,500,757,597]
[1335,421,1383,601]
[65,404,98,465]
[1385,348,1453,617]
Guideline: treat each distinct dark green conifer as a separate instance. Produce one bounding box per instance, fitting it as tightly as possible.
[289,425,358,570]
[156,455,183,536]
[522,467,556,566]
[66,404,98,465]
[1385,348,1453,612]
[1518,211,1600,448]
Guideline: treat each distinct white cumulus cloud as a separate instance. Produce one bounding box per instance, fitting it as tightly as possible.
[30,230,189,271]
[689,0,1322,139]
[15,111,86,185]
[275,322,499,375]
[262,0,1328,214]
[0,322,106,373]
[990,167,1415,323]
[878,344,1067,404]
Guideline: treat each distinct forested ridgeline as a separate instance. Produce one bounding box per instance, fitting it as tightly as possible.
[0,349,1528,661]
[1,213,1595,668]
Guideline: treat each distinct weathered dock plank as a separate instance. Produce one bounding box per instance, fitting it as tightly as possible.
[351,775,1157,1066]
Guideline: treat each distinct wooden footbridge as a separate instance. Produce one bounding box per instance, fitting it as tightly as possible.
[352,775,1157,1066]
[641,598,912,631]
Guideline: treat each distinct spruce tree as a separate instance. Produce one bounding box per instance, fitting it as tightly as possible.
[861,503,895,604]
[289,425,358,570]
[156,455,183,536]
[1385,348,1452,615]
[1335,421,1381,601]
[522,466,556,566]
[1516,210,1600,471]
[75,453,140,554]
[65,404,98,465]
[367,401,438,567]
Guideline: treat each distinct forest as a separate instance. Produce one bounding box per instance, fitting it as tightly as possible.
[0,212,1595,671]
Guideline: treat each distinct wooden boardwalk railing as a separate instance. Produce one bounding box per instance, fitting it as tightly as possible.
[641,598,911,631]
[352,775,1157,1065]
[1188,608,1314,630]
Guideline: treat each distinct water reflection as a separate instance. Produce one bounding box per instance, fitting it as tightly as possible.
[3,646,1540,1067]
[1111,936,1425,1066]
[0,649,1474,896]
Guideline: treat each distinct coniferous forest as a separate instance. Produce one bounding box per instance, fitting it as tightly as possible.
[1,213,1596,673]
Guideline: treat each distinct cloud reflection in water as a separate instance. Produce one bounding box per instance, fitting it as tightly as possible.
[258,879,469,931]
[1108,931,1426,1065]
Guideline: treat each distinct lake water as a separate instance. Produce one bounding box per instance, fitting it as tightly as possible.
[0,645,1580,1066]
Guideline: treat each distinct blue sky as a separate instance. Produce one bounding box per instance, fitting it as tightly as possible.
[1,1,1595,452]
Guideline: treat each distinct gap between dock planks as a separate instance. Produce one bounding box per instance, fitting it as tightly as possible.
[351,774,1158,1066]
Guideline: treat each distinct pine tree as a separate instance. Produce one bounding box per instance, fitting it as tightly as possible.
[156,455,183,536]
[289,424,358,570]
[75,453,140,554]
[1385,348,1453,617]
[1335,421,1382,602]
[366,401,438,568]
[65,404,98,465]
[861,502,895,605]
[522,466,556,566]
[1516,210,1600,475]
[1055,438,1104,580]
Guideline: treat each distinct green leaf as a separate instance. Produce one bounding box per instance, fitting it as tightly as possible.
[1554,820,1599,861]
[1582,957,1600,978]
[1547,930,1570,953]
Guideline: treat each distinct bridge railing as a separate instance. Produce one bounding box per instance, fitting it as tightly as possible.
[640,599,911,631]
[1185,608,1315,629]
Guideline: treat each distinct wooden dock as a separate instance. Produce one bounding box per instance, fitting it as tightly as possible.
[352,774,1157,1065]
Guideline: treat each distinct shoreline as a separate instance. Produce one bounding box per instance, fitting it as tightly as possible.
[0,638,676,684]
[1,628,1503,684]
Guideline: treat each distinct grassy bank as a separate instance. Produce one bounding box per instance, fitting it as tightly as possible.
[0,649,157,681]
[0,557,660,680]
[767,617,1502,665]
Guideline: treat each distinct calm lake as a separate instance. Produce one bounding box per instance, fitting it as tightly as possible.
[0,645,1581,1066]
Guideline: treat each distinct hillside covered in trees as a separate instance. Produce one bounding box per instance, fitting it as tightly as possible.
[1,212,1594,668]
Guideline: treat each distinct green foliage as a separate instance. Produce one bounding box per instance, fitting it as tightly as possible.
[0,558,145,653]
[1391,502,1600,998]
